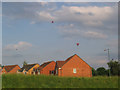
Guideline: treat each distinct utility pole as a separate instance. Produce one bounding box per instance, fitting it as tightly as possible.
[104,48,111,76]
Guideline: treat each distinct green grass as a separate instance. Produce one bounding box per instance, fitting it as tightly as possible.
[2,74,119,88]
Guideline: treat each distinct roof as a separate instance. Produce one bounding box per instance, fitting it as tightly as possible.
[56,61,65,68]
[65,54,74,62]
[19,63,38,72]
[56,54,91,68]
[56,54,75,68]
[38,61,53,70]
[3,65,19,72]
[75,54,92,69]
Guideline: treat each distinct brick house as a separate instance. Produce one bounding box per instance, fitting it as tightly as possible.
[0,66,2,74]
[18,63,40,75]
[55,54,92,77]
[38,61,56,75]
[2,65,20,74]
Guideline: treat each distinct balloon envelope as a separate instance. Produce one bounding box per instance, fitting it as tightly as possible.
[104,49,106,51]
[51,21,54,23]
[76,43,79,46]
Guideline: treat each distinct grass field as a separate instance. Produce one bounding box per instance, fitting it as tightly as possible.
[1,74,119,88]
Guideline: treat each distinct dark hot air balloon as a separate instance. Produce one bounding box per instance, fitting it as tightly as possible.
[51,21,54,23]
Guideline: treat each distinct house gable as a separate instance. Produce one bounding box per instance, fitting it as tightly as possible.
[0,67,2,74]
[28,64,40,74]
[2,65,20,73]
[2,68,6,73]
[38,61,52,70]
[39,61,56,75]
[62,54,91,69]
[19,63,40,74]
[19,63,39,72]
[56,61,65,68]
[61,54,91,69]
[59,54,92,77]
[9,65,20,73]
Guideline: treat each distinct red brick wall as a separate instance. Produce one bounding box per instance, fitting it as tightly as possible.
[59,55,92,77]
[40,61,56,75]
[2,68,7,74]
[0,67,2,74]
[9,66,20,73]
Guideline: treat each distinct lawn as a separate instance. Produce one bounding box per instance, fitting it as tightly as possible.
[2,74,119,88]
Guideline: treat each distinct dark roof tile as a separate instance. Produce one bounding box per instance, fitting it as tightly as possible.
[19,63,38,72]
[56,61,65,68]
[3,65,19,72]
[38,61,52,70]
[56,54,76,68]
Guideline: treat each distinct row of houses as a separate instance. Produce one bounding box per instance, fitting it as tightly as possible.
[0,54,92,77]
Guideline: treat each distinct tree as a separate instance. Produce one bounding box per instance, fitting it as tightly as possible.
[107,60,120,76]
[96,67,107,76]
[0,64,3,68]
[105,69,110,76]
[23,61,27,67]
[92,68,97,76]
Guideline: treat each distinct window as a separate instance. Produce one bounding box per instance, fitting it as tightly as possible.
[73,68,76,73]
[33,72,35,75]
[24,72,27,75]
[51,71,54,74]
[38,72,40,75]
[33,68,35,71]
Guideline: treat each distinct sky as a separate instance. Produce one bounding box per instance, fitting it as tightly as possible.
[0,1,2,65]
[0,1,2,88]
[2,2,118,69]
[2,0,120,2]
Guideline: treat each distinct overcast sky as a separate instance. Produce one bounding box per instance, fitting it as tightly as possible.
[0,1,2,65]
[2,2,118,69]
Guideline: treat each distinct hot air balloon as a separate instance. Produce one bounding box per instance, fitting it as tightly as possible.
[51,21,54,23]
[76,43,79,46]
[104,49,107,51]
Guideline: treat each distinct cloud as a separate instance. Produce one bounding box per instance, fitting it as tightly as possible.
[84,21,103,27]
[3,54,23,58]
[54,6,114,24]
[4,41,32,51]
[106,39,118,47]
[30,21,36,24]
[36,11,55,21]
[82,55,109,69]
[3,3,116,24]
[3,3,117,39]
[2,0,120,2]
[2,2,56,21]
[58,23,108,39]
[40,2,49,6]
[83,31,107,39]
[55,5,116,39]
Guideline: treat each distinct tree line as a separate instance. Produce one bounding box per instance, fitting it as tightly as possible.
[92,60,120,76]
